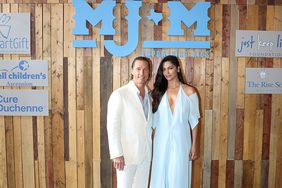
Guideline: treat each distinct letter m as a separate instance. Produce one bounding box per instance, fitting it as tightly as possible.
[72,0,115,36]
[167,2,210,36]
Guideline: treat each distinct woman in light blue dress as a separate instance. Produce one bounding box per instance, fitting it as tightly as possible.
[150,55,200,188]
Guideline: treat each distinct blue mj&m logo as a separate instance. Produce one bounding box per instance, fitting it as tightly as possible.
[72,0,211,57]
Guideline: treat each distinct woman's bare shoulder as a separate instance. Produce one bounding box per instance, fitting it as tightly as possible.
[182,84,197,96]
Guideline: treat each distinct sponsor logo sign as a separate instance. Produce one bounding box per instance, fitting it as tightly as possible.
[0,13,30,54]
[0,60,48,86]
[245,68,282,94]
[72,1,211,57]
[236,30,282,57]
[0,90,48,116]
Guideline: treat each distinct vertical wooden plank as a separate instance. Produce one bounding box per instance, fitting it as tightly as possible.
[1,5,8,188]
[236,58,245,109]
[18,3,35,188]
[261,160,269,188]
[9,2,21,186]
[246,5,259,31]
[45,116,53,188]
[268,66,282,188]
[76,45,84,111]
[191,57,205,188]
[185,57,194,84]
[262,94,271,160]
[120,4,130,86]
[63,55,69,167]
[211,160,219,188]
[234,160,243,188]
[13,116,23,188]
[253,110,263,188]
[214,5,222,58]
[153,2,162,53]
[51,4,65,188]
[226,160,234,188]
[35,161,39,188]
[205,59,214,110]
[212,57,221,160]
[238,4,247,30]
[4,3,14,188]
[6,4,19,187]
[243,5,258,161]
[77,110,85,188]
[112,3,121,90]
[63,55,72,183]
[218,57,229,188]
[203,110,213,188]
[84,56,93,188]
[258,5,266,31]
[161,2,171,56]
[42,3,53,188]
[85,32,94,188]
[222,4,230,58]
[36,117,46,188]
[267,6,282,188]
[21,117,35,188]
[273,7,282,188]
[43,4,51,107]
[5,117,15,188]
[0,4,8,187]
[137,2,153,64]
[205,5,214,110]
[236,5,247,131]
[100,56,113,188]
[35,4,47,188]
[64,3,77,188]
[0,117,7,188]
[109,3,121,186]
[35,2,43,59]
[235,109,244,160]
[242,160,254,187]
[243,79,257,160]
[92,5,101,188]
[275,127,282,188]
[7,4,19,187]
[30,4,36,60]
[227,4,238,160]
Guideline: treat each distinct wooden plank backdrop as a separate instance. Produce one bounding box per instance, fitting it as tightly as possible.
[0,1,282,188]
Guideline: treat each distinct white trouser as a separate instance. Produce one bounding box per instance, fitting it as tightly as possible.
[116,159,150,188]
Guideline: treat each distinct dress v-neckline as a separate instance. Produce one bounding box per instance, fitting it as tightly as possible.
[166,84,182,116]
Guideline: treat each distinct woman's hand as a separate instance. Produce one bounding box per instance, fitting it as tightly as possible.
[189,144,198,160]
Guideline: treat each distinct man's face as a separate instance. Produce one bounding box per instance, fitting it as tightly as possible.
[131,60,150,86]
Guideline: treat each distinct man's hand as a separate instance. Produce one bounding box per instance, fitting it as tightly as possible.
[113,156,125,171]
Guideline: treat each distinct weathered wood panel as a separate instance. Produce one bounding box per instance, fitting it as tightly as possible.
[0,2,281,188]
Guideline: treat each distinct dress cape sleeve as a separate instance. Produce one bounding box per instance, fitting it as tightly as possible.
[188,93,200,129]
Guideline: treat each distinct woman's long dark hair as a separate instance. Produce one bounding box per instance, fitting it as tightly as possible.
[151,55,186,113]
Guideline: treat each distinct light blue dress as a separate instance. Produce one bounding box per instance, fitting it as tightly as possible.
[150,85,200,188]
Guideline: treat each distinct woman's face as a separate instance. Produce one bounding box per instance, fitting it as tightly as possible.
[162,61,179,81]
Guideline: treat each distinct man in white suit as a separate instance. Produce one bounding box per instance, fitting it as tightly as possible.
[107,56,152,188]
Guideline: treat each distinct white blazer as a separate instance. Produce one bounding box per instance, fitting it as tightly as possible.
[107,81,152,165]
